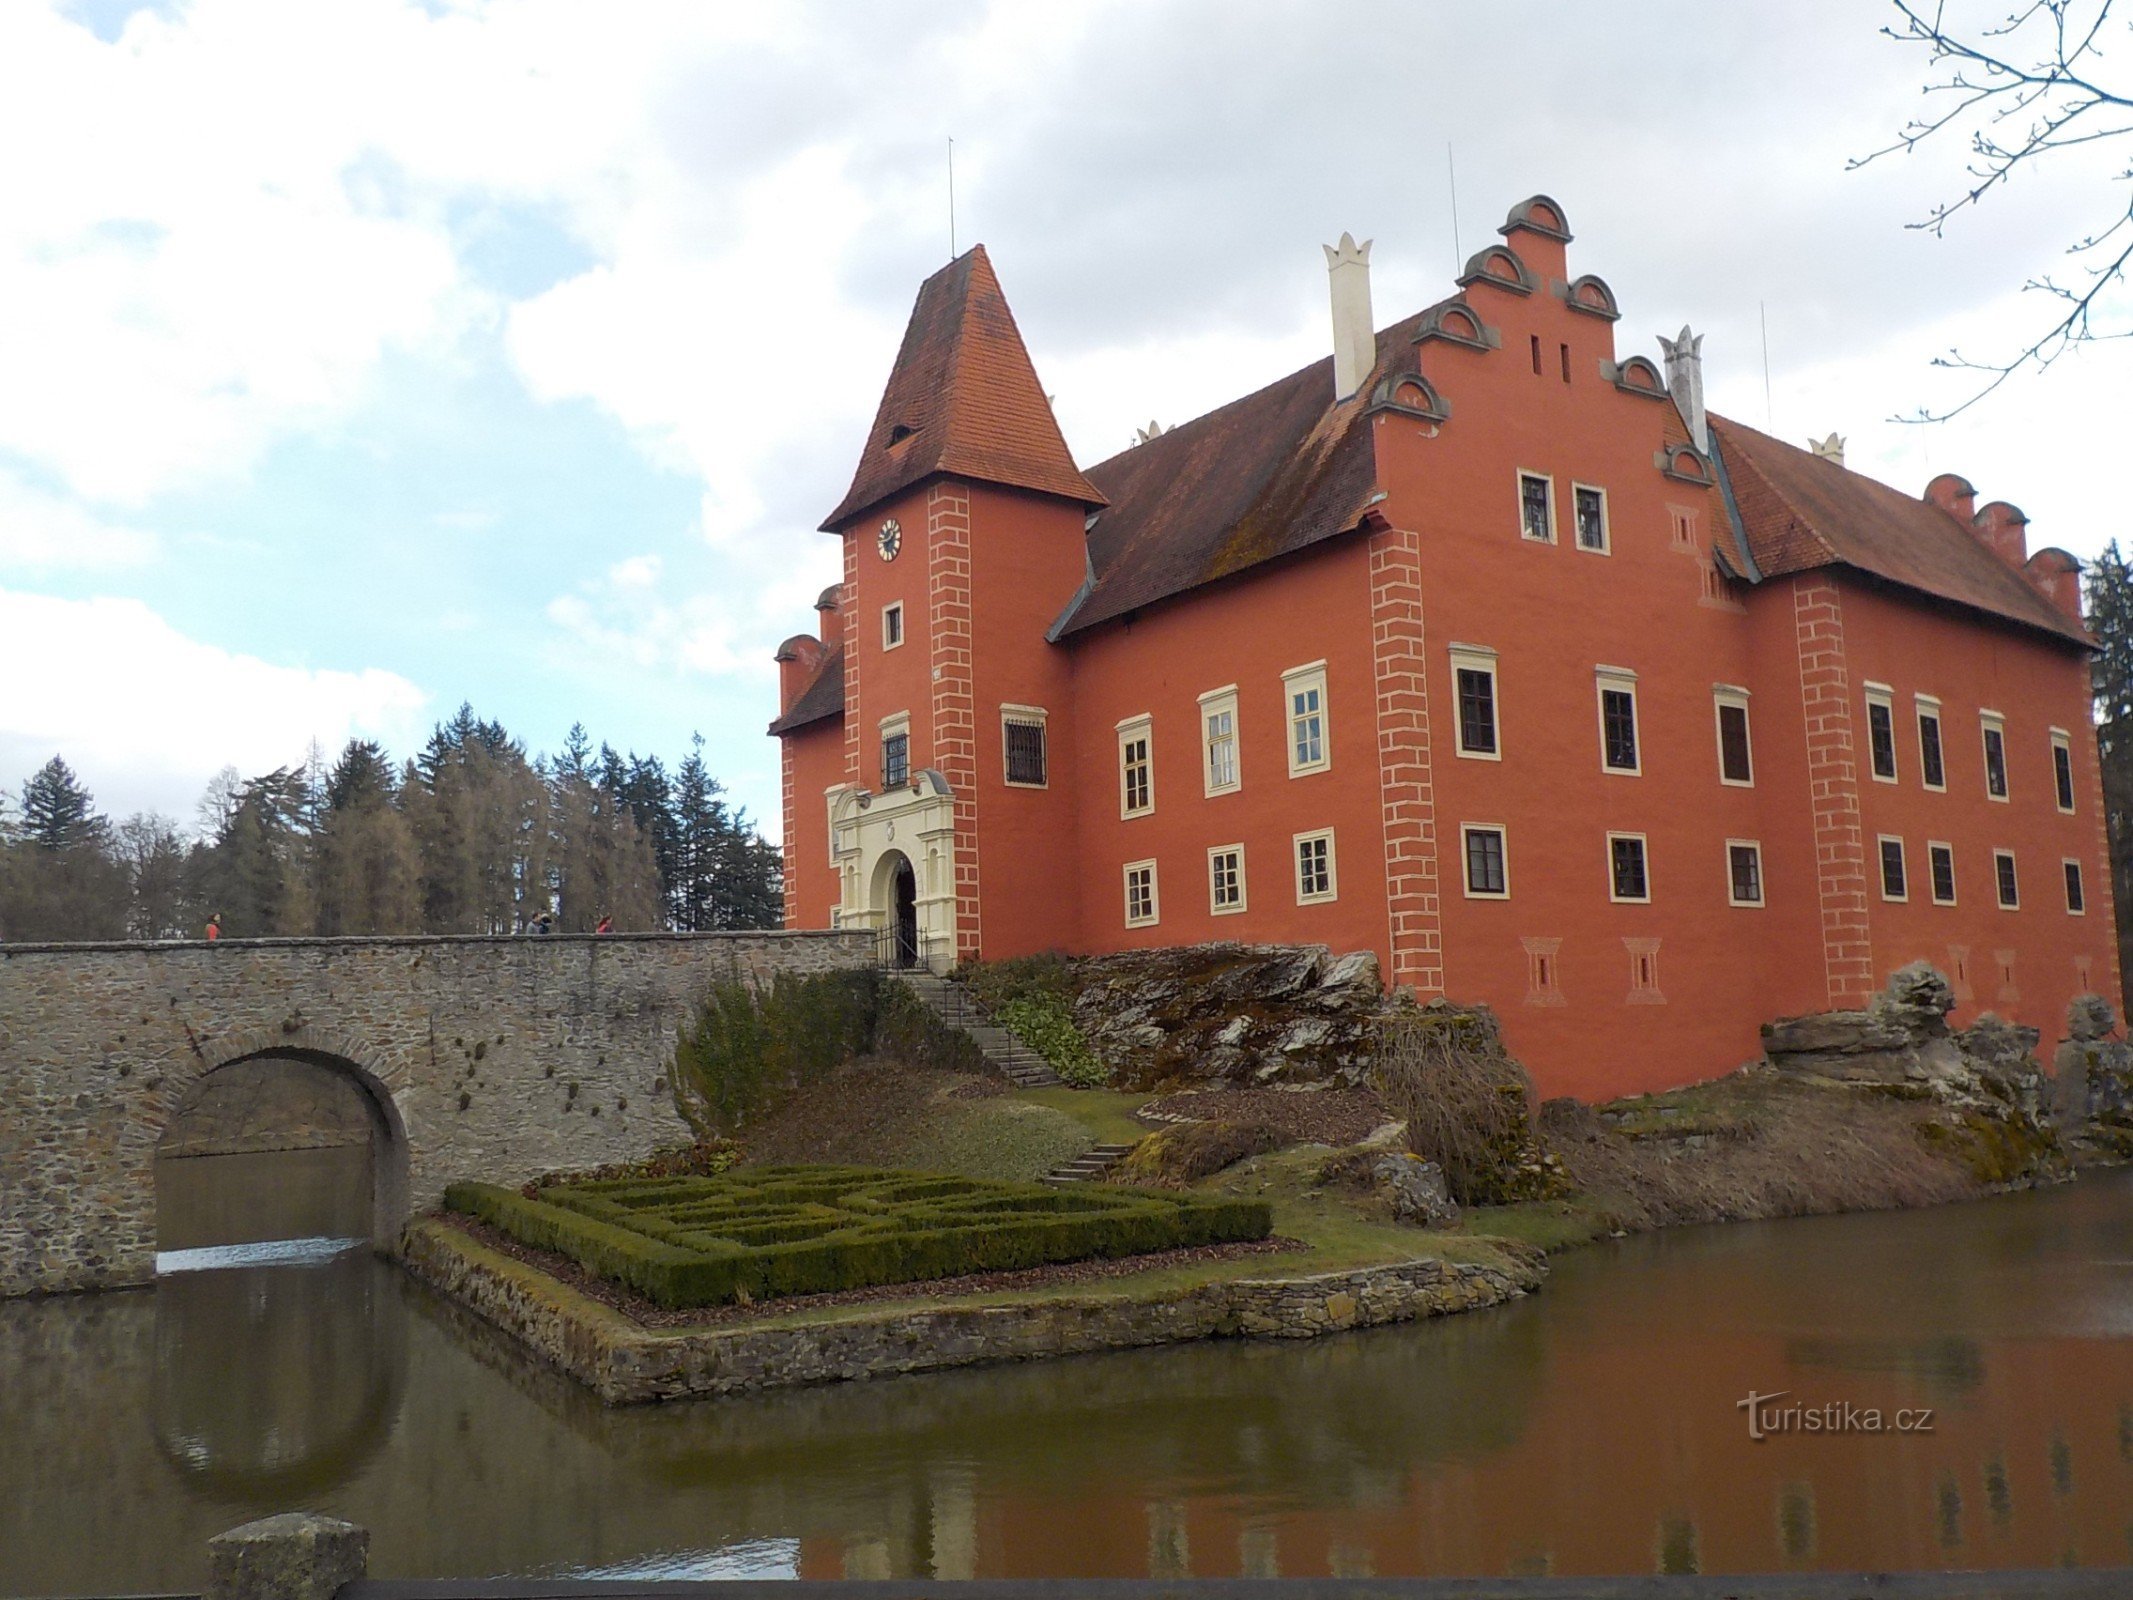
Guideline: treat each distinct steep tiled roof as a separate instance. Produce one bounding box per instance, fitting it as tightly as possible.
[1055,315,1421,636]
[1711,416,2088,648]
[821,246,1104,531]
[767,644,844,736]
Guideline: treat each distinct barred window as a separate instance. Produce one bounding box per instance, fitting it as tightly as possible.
[1003,712,1047,787]
[881,731,909,789]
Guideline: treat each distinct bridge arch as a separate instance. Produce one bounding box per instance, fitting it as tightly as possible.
[155,1036,413,1254]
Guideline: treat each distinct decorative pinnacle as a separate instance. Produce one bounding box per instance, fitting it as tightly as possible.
[1323,232,1373,270]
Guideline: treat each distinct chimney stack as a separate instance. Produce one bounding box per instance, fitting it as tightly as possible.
[1324,233,1375,402]
[1809,433,1846,467]
[815,583,841,645]
[1658,326,1707,454]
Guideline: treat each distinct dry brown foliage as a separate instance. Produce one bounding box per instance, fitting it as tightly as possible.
[1371,1005,1553,1205]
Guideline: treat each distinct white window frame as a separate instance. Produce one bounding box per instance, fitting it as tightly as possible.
[1460,823,1511,900]
[1864,682,1898,785]
[1928,841,1957,906]
[1123,859,1160,928]
[1993,848,2019,910]
[878,712,912,791]
[1915,694,1947,793]
[2052,727,2076,814]
[881,601,905,652]
[1713,685,1753,787]
[1570,481,1610,554]
[1293,828,1338,905]
[1000,703,1049,790]
[2064,857,2087,915]
[1199,685,1241,796]
[1116,714,1153,819]
[1876,834,1909,903]
[1207,843,1247,916]
[1595,666,1641,777]
[1450,644,1502,761]
[1981,712,2010,802]
[1282,661,1330,778]
[1606,831,1651,904]
[1516,469,1556,544]
[1725,839,1764,907]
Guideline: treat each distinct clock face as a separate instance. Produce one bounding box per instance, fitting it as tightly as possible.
[877,518,902,561]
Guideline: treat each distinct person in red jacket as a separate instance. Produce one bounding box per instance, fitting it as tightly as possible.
[204,912,221,941]
[595,913,614,934]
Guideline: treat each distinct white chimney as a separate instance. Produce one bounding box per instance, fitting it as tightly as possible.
[1324,233,1375,402]
[1658,325,1707,454]
[1809,432,1846,466]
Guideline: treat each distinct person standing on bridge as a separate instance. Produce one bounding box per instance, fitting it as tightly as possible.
[595,912,614,935]
[204,912,221,942]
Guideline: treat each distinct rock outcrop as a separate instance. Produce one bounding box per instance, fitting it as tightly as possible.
[1761,962,2067,1186]
[2051,993,2133,1159]
[1067,944,1385,1088]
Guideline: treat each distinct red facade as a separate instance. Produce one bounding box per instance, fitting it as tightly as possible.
[771,195,2116,1101]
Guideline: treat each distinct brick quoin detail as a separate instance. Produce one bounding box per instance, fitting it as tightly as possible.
[840,536,861,790]
[779,739,798,927]
[1794,575,1874,1006]
[1369,525,1443,996]
[928,482,982,960]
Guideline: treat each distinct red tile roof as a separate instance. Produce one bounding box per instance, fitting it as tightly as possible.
[1056,316,1420,635]
[821,246,1104,531]
[767,643,844,735]
[1711,416,2088,648]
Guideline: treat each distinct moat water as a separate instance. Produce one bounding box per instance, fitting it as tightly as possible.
[7,1165,2133,1593]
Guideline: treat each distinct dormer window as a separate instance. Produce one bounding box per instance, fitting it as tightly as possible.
[887,422,916,445]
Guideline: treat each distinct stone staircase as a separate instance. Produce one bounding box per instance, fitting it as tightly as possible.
[897,970,1062,1089]
[1040,1143,1136,1187]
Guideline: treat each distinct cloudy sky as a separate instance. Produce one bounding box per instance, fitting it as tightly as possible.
[3,0,2125,835]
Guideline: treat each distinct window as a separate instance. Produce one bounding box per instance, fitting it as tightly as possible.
[1451,645,1499,759]
[1727,840,1764,906]
[1200,687,1240,795]
[1000,706,1048,787]
[880,715,910,790]
[1518,472,1555,542]
[1117,716,1152,818]
[1713,688,1753,785]
[1917,697,1946,791]
[1596,668,1639,774]
[1608,833,1650,903]
[881,602,904,650]
[1572,484,1609,553]
[1878,836,1908,902]
[1462,824,1509,898]
[1982,714,2009,800]
[1624,938,1663,1004]
[1208,845,1246,915]
[1865,685,1897,782]
[1994,850,2019,909]
[1294,829,1337,904]
[2065,859,2087,914]
[2052,730,2076,813]
[1283,663,1329,776]
[1523,938,1565,1007]
[1929,842,1956,905]
[1669,506,1698,551]
[1123,860,1159,927]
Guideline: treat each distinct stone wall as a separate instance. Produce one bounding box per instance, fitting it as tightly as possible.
[400,1218,1542,1405]
[0,930,870,1297]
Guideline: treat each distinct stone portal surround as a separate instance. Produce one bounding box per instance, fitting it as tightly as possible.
[400,1218,1543,1405]
[0,929,870,1297]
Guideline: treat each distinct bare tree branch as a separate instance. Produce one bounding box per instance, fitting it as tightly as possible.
[1854,0,2131,418]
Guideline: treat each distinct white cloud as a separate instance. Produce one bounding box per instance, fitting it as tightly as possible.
[0,469,158,569]
[0,587,429,822]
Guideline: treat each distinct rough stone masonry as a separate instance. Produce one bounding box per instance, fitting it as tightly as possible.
[0,930,869,1297]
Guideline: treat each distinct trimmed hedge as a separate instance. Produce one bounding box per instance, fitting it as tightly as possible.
[446,1165,1272,1309]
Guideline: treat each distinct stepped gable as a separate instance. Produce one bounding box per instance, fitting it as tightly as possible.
[767,643,843,735]
[1711,415,2089,648]
[821,245,1103,531]
[1058,313,1424,637]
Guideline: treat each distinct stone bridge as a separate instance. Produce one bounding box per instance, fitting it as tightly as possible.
[0,929,870,1297]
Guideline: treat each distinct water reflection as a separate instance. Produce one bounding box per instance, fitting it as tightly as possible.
[3,1174,2133,1594]
[152,1250,406,1499]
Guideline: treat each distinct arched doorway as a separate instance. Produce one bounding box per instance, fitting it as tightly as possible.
[154,1050,408,1263]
